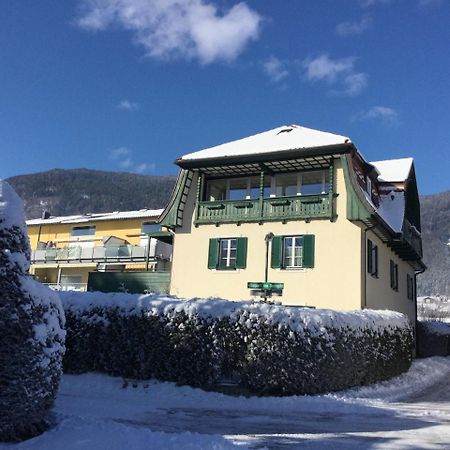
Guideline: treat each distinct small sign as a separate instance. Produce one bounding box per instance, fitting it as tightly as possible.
[247,282,284,290]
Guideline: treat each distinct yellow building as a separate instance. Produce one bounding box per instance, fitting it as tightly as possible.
[160,124,425,323]
[27,209,172,292]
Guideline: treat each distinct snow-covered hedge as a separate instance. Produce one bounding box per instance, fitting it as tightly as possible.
[417,320,450,357]
[61,291,412,395]
[0,182,65,441]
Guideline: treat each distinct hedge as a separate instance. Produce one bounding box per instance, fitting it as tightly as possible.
[417,320,450,358]
[61,292,413,396]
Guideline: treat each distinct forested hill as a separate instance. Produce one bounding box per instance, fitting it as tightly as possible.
[6,169,177,219]
[5,169,449,296]
[419,190,450,296]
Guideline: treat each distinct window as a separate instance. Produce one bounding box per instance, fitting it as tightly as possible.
[219,238,237,268]
[141,222,161,233]
[208,237,247,270]
[283,236,303,268]
[206,177,266,201]
[407,274,415,301]
[390,260,398,291]
[366,176,372,195]
[367,239,378,277]
[71,226,96,237]
[271,170,330,197]
[271,235,315,269]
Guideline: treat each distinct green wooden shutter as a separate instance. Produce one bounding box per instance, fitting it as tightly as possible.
[208,238,219,269]
[367,239,373,274]
[374,245,378,276]
[303,234,315,268]
[271,236,282,268]
[235,237,248,269]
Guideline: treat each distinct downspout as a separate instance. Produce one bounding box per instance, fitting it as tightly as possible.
[362,223,377,309]
[414,265,426,356]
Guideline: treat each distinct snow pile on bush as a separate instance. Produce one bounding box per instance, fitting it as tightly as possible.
[61,291,412,396]
[0,181,65,442]
[417,320,450,357]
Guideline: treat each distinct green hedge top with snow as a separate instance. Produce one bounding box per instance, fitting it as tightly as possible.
[62,291,409,337]
[61,291,412,395]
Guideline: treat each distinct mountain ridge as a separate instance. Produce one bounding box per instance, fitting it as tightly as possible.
[6,168,449,296]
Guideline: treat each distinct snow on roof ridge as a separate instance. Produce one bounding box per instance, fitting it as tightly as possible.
[370,157,413,182]
[26,208,164,226]
[180,124,352,161]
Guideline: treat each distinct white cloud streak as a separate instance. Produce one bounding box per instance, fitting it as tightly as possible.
[302,54,368,96]
[359,0,392,7]
[117,99,139,111]
[110,147,155,173]
[76,0,262,64]
[263,56,289,83]
[418,0,443,8]
[336,15,372,36]
[353,106,399,125]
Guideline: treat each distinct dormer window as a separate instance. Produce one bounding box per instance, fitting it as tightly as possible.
[366,176,372,195]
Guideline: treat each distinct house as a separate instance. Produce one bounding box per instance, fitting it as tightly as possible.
[27,209,172,292]
[160,124,425,323]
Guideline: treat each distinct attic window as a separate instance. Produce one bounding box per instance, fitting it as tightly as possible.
[277,128,293,135]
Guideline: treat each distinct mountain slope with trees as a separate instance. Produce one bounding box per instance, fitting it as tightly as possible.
[419,190,450,296]
[5,170,449,296]
[7,169,176,219]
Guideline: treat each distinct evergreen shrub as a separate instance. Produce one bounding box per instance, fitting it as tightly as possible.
[0,182,65,442]
[62,292,412,396]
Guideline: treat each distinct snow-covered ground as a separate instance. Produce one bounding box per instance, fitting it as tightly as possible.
[2,357,450,450]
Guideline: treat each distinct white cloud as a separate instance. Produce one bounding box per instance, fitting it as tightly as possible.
[110,147,131,159]
[302,54,368,96]
[263,56,289,83]
[110,147,155,173]
[117,99,139,111]
[303,55,355,82]
[359,0,392,7]
[353,106,399,125]
[76,0,262,64]
[336,15,372,36]
[418,0,443,7]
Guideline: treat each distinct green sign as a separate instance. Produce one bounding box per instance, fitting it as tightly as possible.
[247,282,284,290]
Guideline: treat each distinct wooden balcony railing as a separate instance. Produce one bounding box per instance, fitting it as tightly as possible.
[196,194,333,224]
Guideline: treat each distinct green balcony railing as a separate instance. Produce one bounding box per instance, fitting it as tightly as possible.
[196,194,332,224]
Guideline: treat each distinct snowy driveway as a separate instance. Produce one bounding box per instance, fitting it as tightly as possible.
[2,357,450,450]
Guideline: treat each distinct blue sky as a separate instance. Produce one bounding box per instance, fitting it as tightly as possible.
[1,0,449,195]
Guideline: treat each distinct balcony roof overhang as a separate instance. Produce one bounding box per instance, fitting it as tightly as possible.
[175,143,353,177]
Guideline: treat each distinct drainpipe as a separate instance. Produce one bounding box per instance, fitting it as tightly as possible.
[362,223,377,309]
[414,265,426,356]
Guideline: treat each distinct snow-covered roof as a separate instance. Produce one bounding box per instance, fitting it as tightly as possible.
[26,209,164,226]
[371,158,413,183]
[376,191,405,233]
[180,124,351,161]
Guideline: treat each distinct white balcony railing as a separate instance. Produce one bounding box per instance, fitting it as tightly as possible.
[31,240,171,264]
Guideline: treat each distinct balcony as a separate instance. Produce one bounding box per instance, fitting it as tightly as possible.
[32,244,149,264]
[389,219,423,260]
[195,193,333,224]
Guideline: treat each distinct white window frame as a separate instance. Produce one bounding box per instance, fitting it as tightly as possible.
[283,236,304,269]
[218,238,237,268]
